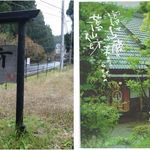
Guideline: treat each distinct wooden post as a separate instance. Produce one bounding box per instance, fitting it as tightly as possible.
[16,21,26,132]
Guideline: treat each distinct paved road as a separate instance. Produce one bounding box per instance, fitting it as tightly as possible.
[25,61,60,76]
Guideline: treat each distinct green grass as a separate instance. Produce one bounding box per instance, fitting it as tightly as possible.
[132,137,150,148]
[82,121,150,148]
[0,65,73,149]
[0,116,73,149]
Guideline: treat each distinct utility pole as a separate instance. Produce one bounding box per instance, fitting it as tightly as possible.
[60,0,64,70]
[69,24,73,64]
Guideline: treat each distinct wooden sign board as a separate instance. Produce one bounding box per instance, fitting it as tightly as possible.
[0,45,17,83]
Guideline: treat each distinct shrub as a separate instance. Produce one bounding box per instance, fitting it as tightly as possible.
[132,125,150,138]
[81,103,120,138]
[131,125,150,147]
[132,137,150,148]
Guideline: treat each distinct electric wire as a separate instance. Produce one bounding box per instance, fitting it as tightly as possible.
[42,12,61,18]
[36,1,61,13]
[10,1,61,18]
[39,0,61,10]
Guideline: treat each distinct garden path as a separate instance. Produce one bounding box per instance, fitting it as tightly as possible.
[110,121,147,148]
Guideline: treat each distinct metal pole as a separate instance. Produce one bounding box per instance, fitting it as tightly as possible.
[16,21,26,132]
[60,0,64,70]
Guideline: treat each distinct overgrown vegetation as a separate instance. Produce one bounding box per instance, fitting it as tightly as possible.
[0,1,73,63]
[0,116,72,149]
[0,1,54,53]
[81,103,119,139]
[0,33,45,62]
[80,2,134,142]
[126,2,150,111]
[82,121,150,148]
[80,1,150,148]
[0,66,73,149]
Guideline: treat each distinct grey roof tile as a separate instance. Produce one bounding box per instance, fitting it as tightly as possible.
[107,17,150,70]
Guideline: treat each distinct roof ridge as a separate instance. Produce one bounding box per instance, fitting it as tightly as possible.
[120,22,146,49]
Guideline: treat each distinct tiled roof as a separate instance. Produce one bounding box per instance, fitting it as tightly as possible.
[124,18,150,44]
[107,17,150,70]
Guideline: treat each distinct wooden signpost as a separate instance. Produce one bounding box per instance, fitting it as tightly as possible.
[0,10,40,133]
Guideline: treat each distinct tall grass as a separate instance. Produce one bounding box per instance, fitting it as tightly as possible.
[0,66,73,149]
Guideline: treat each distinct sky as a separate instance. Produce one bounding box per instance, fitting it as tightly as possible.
[36,0,72,36]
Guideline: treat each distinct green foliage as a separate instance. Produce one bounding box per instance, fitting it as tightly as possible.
[66,1,73,21]
[81,103,120,138]
[82,120,150,148]
[139,2,150,38]
[124,45,132,51]
[141,12,150,34]
[26,11,54,52]
[126,80,141,96]
[54,35,61,45]
[127,57,140,70]
[0,116,72,149]
[130,124,150,147]
[0,1,54,53]
[132,137,150,148]
[143,79,150,89]
[132,125,150,138]
[126,79,150,98]
[65,0,74,63]
[80,2,134,97]
[80,2,129,141]
[138,2,150,13]
[65,33,72,52]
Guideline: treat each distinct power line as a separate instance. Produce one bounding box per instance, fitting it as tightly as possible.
[39,0,61,10]
[37,1,61,13]
[11,1,61,18]
[42,12,61,18]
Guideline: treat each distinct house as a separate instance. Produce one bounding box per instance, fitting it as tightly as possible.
[106,15,150,113]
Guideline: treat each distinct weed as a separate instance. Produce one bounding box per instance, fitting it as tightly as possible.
[0,66,73,149]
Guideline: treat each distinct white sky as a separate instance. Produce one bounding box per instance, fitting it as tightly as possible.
[36,0,72,36]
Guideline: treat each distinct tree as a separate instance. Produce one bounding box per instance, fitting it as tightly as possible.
[66,1,73,21]
[80,2,126,139]
[65,33,71,53]
[126,2,150,111]
[0,1,55,53]
[26,11,54,52]
[65,0,74,63]
[80,2,136,140]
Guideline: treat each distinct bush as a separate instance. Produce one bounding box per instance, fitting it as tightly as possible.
[81,103,120,138]
[131,125,150,147]
[132,137,150,148]
[132,125,150,138]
